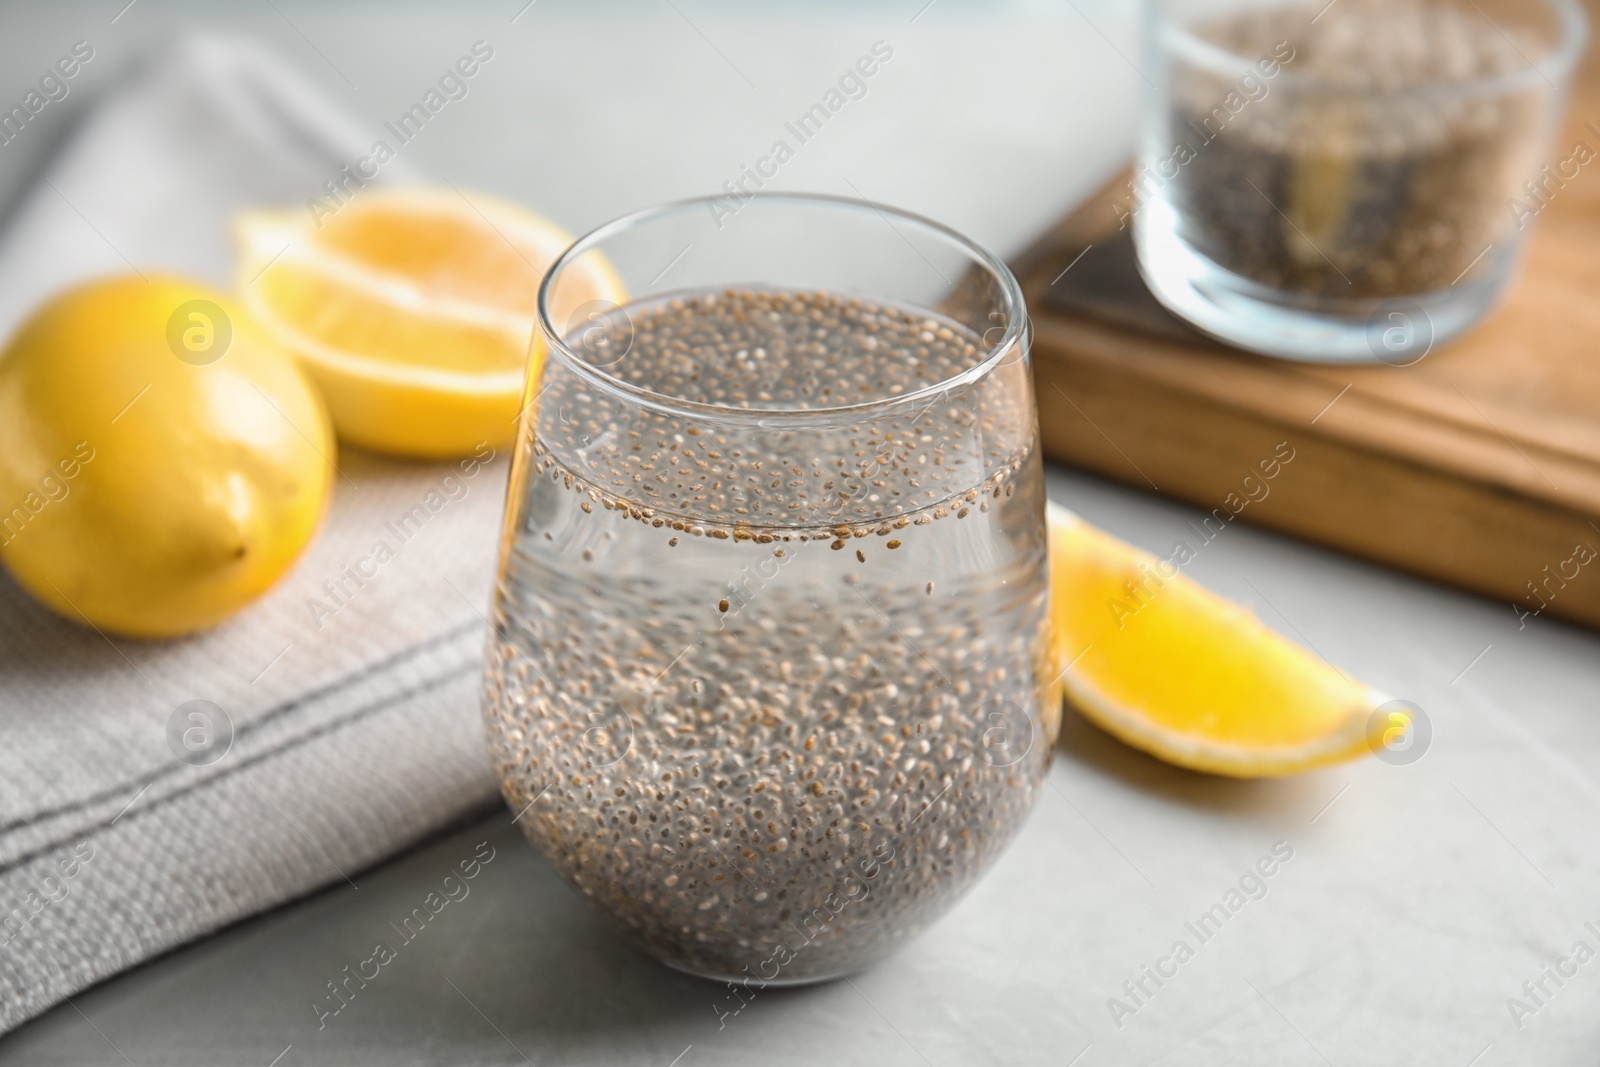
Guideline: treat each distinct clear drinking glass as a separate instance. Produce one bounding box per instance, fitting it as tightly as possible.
[482,193,1057,985]
[1135,0,1588,363]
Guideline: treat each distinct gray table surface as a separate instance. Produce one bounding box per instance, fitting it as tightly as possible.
[3,2,1599,1065]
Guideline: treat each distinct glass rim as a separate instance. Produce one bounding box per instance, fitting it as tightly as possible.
[534,191,1028,427]
[1161,0,1589,100]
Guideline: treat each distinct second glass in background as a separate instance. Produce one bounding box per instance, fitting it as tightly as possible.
[1135,0,1588,363]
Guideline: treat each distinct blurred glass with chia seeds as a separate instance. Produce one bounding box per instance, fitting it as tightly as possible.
[1135,0,1588,363]
[482,194,1056,984]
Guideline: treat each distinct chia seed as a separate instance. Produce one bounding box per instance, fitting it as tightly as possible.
[481,287,1056,983]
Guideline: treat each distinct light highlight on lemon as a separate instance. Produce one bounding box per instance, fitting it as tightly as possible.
[1047,502,1378,777]
[236,187,624,459]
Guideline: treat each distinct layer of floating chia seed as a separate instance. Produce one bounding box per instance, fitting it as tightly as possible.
[524,287,1036,538]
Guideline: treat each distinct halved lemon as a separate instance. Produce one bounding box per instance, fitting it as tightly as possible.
[235,187,624,458]
[1047,502,1379,777]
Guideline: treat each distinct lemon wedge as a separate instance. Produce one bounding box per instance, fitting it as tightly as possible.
[1048,502,1378,777]
[236,187,624,458]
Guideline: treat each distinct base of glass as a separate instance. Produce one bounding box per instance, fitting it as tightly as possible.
[656,953,859,988]
[1133,200,1517,365]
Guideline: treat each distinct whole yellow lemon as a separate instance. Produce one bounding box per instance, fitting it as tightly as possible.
[0,275,333,638]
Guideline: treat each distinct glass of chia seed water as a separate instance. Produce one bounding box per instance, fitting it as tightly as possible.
[482,193,1056,985]
[1136,0,1587,363]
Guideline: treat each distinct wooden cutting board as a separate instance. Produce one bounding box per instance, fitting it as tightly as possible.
[1015,29,1600,630]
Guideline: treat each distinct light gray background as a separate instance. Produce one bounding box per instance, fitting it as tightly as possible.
[1,1,1598,1064]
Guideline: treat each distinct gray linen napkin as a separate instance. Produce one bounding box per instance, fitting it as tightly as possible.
[0,32,507,1032]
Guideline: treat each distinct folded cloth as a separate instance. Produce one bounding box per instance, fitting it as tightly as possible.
[0,33,506,1032]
